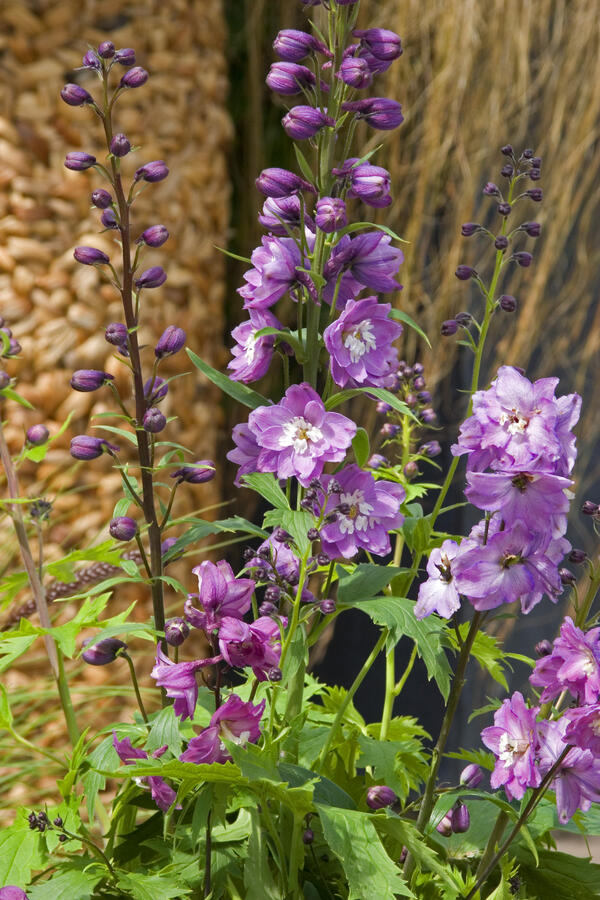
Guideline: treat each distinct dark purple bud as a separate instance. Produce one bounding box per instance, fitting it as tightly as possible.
[138,225,169,247]
[500,164,514,178]
[0,370,9,389]
[92,188,113,209]
[529,167,541,181]
[336,56,373,89]
[436,814,453,837]
[522,221,541,237]
[7,338,21,357]
[273,29,329,62]
[162,537,183,561]
[266,62,316,95]
[531,156,542,167]
[105,322,128,347]
[144,376,168,402]
[501,144,514,156]
[256,167,314,198]
[70,435,119,460]
[268,666,282,682]
[64,151,96,171]
[455,265,476,281]
[70,369,114,392]
[73,246,109,265]
[101,209,118,229]
[134,160,169,183]
[259,601,276,616]
[98,40,115,59]
[315,197,347,233]
[135,266,167,289]
[53,816,63,827]
[82,49,101,70]
[451,802,470,833]
[120,66,148,89]
[514,251,532,268]
[525,188,543,202]
[500,294,517,312]
[282,105,334,140]
[559,568,576,586]
[273,527,293,543]
[155,325,186,358]
[26,424,49,446]
[421,407,437,424]
[302,828,315,845]
[413,375,425,390]
[381,423,400,438]
[347,164,392,208]
[109,516,137,541]
[497,202,512,216]
[441,319,458,336]
[368,454,388,469]
[494,235,508,250]
[522,148,534,159]
[413,362,424,375]
[366,785,397,810]
[419,440,441,458]
[110,133,131,157]
[143,407,167,433]
[483,182,500,196]
[317,553,330,566]
[535,639,553,657]
[170,460,216,483]
[58,833,68,843]
[376,401,392,414]
[61,83,94,106]
[405,393,417,408]
[417,390,432,403]
[30,499,52,520]
[82,636,127,665]
[307,527,320,541]
[353,28,403,61]
[460,763,483,789]
[328,480,342,494]
[264,584,282,603]
[115,47,136,66]
[165,617,190,647]
[455,311,473,326]
[569,548,587,564]
[403,461,418,479]
[460,222,480,236]
[341,97,404,130]
[582,500,599,516]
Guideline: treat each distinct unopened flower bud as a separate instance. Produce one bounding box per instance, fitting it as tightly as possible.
[273,29,329,62]
[461,222,480,236]
[138,224,169,247]
[70,435,118,460]
[483,182,500,196]
[26,424,49,445]
[366,785,397,810]
[327,480,342,494]
[376,401,392,414]
[368,454,388,469]
[101,209,118,229]
[559,568,576,586]
[115,47,136,66]
[514,251,532,268]
[455,265,476,280]
[53,816,64,827]
[535,639,553,657]
[82,49,101,70]
[529,168,541,181]
[497,202,512,216]
[92,188,113,208]
[307,527,320,541]
[70,369,114,392]
[455,311,473,326]
[65,151,96,171]
[120,67,148,89]
[417,390,432,403]
[0,370,9,389]
[170,460,216,483]
[451,802,470,833]
[109,516,137,541]
[381,423,399,437]
[569,548,587,565]
[494,235,509,250]
[7,338,20,356]
[315,197,347,233]
[143,376,168,402]
[256,167,314,197]
[98,40,115,58]
[501,144,514,156]
[73,246,109,266]
[413,375,425,390]
[61,83,94,106]
[165,617,190,647]
[522,221,541,237]
[105,322,128,346]
[582,500,599,516]
[268,667,282,682]
[419,441,441,458]
[302,828,315,844]
[404,461,418,479]
[259,601,276,616]
[30,499,52,521]
[500,294,517,312]
[155,325,186,358]
[143,407,167,433]
[82,637,127,665]
[441,319,458,336]
[135,266,167,289]
[317,553,330,566]
[134,160,169,183]
[282,105,334,140]
[347,164,392,208]
[522,148,534,159]
[58,834,68,843]
[341,97,404,130]
[337,56,372,89]
[500,164,514,178]
[436,813,453,837]
[526,188,543,202]
[320,598,336,615]
[353,28,403,62]
[421,408,437,424]
[110,133,131,157]
[460,763,483,789]
[266,62,317,95]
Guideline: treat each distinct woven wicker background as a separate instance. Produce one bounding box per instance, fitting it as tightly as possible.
[0,0,231,579]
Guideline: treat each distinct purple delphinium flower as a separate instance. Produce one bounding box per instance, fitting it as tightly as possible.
[319,465,405,558]
[465,467,572,534]
[180,694,265,764]
[245,383,356,486]
[258,195,303,235]
[347,164,392,208]
[155,325,186,358]
[227,309,282,383]
[61,83,94,106]
[563,705,600,757]
[537,718,600,823]
[135,266,167,289]
[112,733,177,812]
[341,98,404,131]
[323,296,402,388]
[73,246,109,266]
[529,617,600,705]
[226,423,262,486]
[65,151,97,171]
[218,615,283,681]
[151,646,221,720]
[414,540,462,619]
[184,560,255,633]
[238,236,306,309]
[453,521,562,612]
[324,232,403,294]
[481,691,541,801]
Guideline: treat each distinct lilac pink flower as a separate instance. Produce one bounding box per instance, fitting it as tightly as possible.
[481,692,541,801]
[323,296,402,388]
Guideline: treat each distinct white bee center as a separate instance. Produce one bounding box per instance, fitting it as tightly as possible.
[282,417,323,453]
[342,319,377,363]
[338,490,374,535]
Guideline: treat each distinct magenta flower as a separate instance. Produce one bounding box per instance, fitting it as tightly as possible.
[563,704,600,757]
[529,617,600,705]
[226,423,262,486]
[324,232,403,293]
[481,692,541,801]
[245,383,356,485]
[112,733,177,812]
[537,718,600,823]
[227,309,282,383]
[151,647,221,720]
[185,560,255,633]
[323,296,402,388]
[238,235,307,309]
[218,615,282,681]
[414,540,462,619]
[319,465,405,558]
[180,694,266,764]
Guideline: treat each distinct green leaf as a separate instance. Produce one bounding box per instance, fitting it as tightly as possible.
[187,348,268,410]
[294,143,315,184]
[0,682,13,729]
[146,705,182,756]
[0,824,41,886]
[514,848,600,900]
[351,427,370,467]
[358,735,428,803]
[376,813,456,891]
[263,508,314,556]
[83,735,119,822]
[389,308,431,348]
[92,423,138,445]
[325,386,419,422]
[337,563,406,605]
[0,634,37,672]
[317,805,414,899]
[253,326,307,362]
[242,472,289,509]
[278,762,356,810]
[28,866,103,900]
[0,386,34,408]
[337,221,408,244]
[244,807,281,899]
[116,871,191,900]
[213,245,252,264]
[163,515,267,561]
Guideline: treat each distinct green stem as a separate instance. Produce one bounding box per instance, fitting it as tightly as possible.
[575,563,600,628]
[287,815,303,896]
[474,810,509,882]
[124,653,149,726]
[380,649,396,741]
